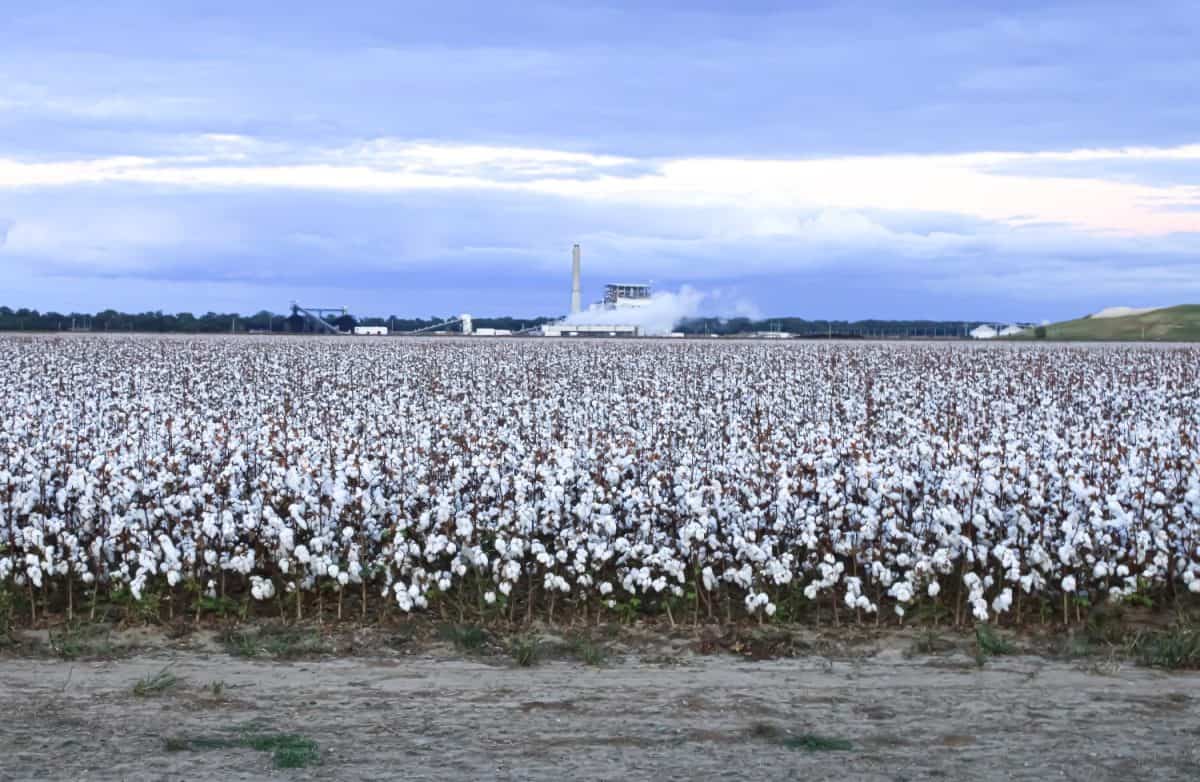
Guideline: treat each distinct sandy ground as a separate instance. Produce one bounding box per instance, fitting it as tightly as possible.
[1,635,1198,782]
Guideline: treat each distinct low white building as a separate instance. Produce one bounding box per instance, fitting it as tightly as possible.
[541,323,640,337]
[473,328,513,337]
[354,326,389,336]
[969,325,998,340]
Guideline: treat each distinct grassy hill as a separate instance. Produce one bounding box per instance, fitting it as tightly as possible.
[1010,305,1200,342]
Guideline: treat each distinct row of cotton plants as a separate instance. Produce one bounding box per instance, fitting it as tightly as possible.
[1,334,1198,627]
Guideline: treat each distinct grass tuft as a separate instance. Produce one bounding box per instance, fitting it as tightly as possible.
[974,623,1015,664]
[437,623,488,652]
[782,733,855,752]
[132,667,180,697]
[571,636,608,666]
[163,731,319,769]
[749,723,852,752]
[1134,627,1200,670]
[510,634,543,667]
[221,624,328,659]
[243,733,321,769]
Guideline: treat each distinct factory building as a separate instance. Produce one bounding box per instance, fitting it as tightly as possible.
[541,323,640,338]
[541,244,652,338]
[603,283,652,308]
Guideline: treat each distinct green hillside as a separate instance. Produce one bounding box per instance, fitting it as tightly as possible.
[1010,305,1200,342]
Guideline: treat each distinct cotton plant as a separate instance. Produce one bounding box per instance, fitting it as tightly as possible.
[0,336,1197,626]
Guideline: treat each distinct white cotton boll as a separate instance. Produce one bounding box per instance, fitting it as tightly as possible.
[927,581,941,598]
[484,591,496,604]
[295,545,311,564]
[1092,562,1108,579]
[764,602,777,617]
[499,581,512,596]
[1061,575,1077,593]
[599,582,613,596]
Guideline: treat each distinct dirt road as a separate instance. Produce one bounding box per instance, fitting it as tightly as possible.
[1,638,1198,781]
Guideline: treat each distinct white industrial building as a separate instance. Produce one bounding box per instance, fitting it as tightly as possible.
[541,323,640,337]
[603,283,652,309]
[353,326,389,336]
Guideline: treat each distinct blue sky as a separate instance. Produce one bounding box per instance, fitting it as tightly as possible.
[2,1,1199,321]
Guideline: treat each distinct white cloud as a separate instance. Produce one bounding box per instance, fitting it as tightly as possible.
[565,286,708,335]
[1,139,1199,238]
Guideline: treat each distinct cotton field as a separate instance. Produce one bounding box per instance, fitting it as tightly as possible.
[1,335,1199,628]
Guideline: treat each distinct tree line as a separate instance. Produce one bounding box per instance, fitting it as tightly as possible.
[0,306,996,337]
[0,307,560,334]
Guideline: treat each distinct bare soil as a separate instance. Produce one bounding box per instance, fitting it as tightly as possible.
[1,627,1198,781]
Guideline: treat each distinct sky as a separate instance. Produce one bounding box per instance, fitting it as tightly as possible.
[2,0,1199,321]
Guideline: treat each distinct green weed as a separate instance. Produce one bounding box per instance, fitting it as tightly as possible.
[1134,627,1200,670]
[437,623,488,652]
[133,667,180,697]
[164,730,320,769]
[571,636,608,666]
[974,623,1015,664]
[510,634,542,667]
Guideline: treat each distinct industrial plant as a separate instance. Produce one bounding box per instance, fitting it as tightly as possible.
[291,243,657,338]
[540,244,652,337]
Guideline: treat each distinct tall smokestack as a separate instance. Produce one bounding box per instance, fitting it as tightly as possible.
[570,243,582,314]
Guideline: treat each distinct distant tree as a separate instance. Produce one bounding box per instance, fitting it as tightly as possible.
[1035,326,1048,339]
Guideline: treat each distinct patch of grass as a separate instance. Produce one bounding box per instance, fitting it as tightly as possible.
[907,628,955,657]
[0,587,13,641]
[510,634,543,667]
[243,733,321,769]
[783,734,855,752]
[974,623,1015,664]
[163,731,320,769]
[1005,304,1200,342]
[1078,601,1135,650]
[221,629,259,658]
[1134,627,1200,670]
[750,723,853,752]
[221,624,329,659]
[163,736,192,752]
[48,621,118,660]
[437,623,488,652]
[570,636,608,666]
[1058,635,1098,659]
[133,667,180,697]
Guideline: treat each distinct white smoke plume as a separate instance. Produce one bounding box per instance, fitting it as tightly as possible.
[563,285,758,335]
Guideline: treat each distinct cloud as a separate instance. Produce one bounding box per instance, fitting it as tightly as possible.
[565,286,708,335]
[2,139,1199,239]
